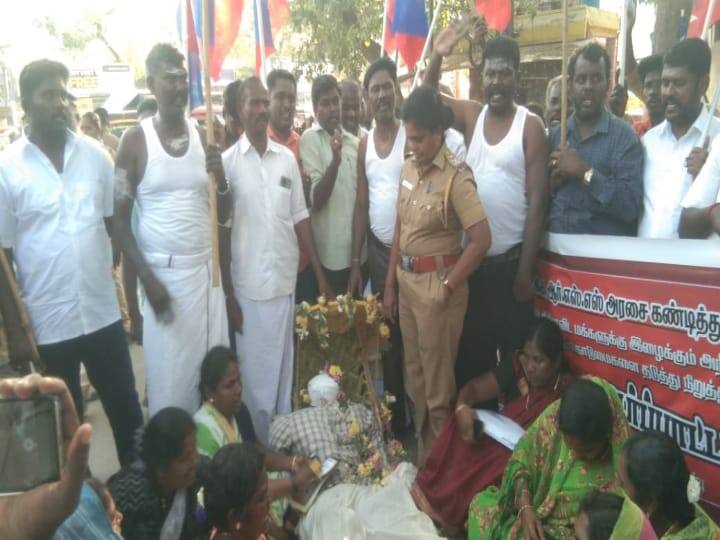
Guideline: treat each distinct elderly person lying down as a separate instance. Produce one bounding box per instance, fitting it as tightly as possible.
[269,372,443,539]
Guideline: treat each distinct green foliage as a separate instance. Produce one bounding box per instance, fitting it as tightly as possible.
[287,0,472,79]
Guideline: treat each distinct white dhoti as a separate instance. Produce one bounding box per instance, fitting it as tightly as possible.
[235,292,294,444]
[143,253,229,416]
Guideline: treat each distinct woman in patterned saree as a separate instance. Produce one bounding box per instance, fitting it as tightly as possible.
[467,377,630,540]
[412,317,574,531]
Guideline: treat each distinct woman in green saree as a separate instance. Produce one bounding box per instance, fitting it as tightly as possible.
[574,490,657,539]
[467,377,630,540]
[619,431,720,540]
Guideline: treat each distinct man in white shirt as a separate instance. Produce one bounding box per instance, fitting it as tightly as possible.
[0,59,142,465]
[639,38,719,238]
[220,77,330,443]
[679,140,720,238]
[113,44,230,415]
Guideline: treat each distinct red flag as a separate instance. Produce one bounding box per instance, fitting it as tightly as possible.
[475,0,512,32]
[192,0,244,80]
[383,0,397,55]
[211,0,245,80]
[687,0,720,38]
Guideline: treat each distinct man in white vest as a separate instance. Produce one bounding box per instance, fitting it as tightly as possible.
[113,43,230,415]
[425,22,549,393]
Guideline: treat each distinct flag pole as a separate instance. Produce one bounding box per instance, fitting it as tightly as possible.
[560,0,569,146]
[412,0,444,90]
[0,250,42,373]
[380,0,389,57]
[618,0,628,87]
[202,0,221,288]
[700,0,720,142]
[255,0,269,79]
[702,0,719,41]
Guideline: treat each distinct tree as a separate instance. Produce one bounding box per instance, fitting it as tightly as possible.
[286,0,471,79]
[34,12,122,63]
[641,0,692,54]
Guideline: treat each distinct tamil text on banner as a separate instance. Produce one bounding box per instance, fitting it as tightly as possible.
[534,233,720,510]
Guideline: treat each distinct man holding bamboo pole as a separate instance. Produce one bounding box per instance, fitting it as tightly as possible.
[113,44,230,416]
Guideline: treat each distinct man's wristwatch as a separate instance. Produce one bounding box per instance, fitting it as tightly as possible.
[582,167,594,186]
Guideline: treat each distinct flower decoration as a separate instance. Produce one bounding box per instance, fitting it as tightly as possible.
[327,365,343,383]
[294,293,389,349]
[348,418,361,438]
[687,474,702,504]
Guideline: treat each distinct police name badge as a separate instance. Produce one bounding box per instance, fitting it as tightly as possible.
[401,179,413,191]
[280,176,292,189]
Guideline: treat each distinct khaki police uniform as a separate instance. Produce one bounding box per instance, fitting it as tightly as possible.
[396,143,487,462]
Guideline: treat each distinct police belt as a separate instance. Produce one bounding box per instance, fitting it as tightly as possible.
[399,253,460,273]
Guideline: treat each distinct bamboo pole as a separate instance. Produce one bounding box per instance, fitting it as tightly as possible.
[618,0,628,87]
[701,85,720,143]
[0,250,42,372]
[202,0,220,287]
[560,0,569,146]
[255,0,268,79]
[380,0,389,57]
[702,0,719,42]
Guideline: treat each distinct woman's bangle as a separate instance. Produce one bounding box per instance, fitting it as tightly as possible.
[518,504,533,515]
[290,455,298,471]
[455,403,471,414]
[514,488,531,506]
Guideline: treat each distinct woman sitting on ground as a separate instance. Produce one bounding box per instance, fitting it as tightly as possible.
[468,377,630,540]
[619,431,720,540]
[108,407,205,539]
[194,346,316,537]
[574,490,657,540]
[204,443,271,540]
[412,316,574,531]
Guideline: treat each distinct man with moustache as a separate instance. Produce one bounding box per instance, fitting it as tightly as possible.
[349,57,408,431]
[634,54,664,137]
[340,79,366,138]
[0,60,142,465]
[425,23,550,389]
[548,42,643,236]
[639,38,719,238]
[219,77,329,442]
[301,75,363,294]
[113,43,230,415]
[545,75,565,130]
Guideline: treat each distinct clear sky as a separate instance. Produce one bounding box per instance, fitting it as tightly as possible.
[0,0,654,76]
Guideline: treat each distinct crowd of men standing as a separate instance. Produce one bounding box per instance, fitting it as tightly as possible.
[2,17,720,471]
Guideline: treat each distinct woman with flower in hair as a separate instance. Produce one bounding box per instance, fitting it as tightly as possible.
[619,431,720,539]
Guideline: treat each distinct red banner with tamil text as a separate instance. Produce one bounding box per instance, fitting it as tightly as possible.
[535,242,720,509]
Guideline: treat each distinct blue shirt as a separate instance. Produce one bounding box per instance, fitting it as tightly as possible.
[548,111,644,236]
